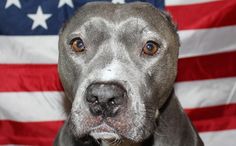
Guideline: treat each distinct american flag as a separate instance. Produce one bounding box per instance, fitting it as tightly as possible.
[0,0,236,145]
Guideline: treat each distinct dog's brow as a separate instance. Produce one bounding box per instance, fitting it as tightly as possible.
[119,17,146,27]
[134,17,149,34]
[140,25,150,34]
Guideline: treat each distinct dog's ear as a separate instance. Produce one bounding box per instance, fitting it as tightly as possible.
[59,22,67,36]
[159,10,180,46]
[159,10,178,32]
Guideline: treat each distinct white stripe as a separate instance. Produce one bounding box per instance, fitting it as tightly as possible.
[0,35,58,64]
[165,0,221,6]
[174,77,236,109]
[1,26,236,63]
[199,129,236,146]
[179,25,236,58]
[0,92,67,121]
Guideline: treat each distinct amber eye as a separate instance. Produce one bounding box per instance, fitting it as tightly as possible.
[70,38,85,52]
[142,41,159,56]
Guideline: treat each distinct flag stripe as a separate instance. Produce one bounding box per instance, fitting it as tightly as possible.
[0,35,58,64]
[1,51,235,92]
[0,120,64,146]
[0,92,66,121]
[0,136,52,146]
[179,25,236,58]
[175,77,236,108]
[192,114,236,132]
[165,0,220,6]
[186,103,236,121]
[187,104,236,132]
[176,51,236,82]
[0,64,63,92]
[166,0,236,30]
[200,129,236,146]
[3,144,25,146]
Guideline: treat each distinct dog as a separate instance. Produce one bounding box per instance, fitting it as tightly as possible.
[54,2,204,146]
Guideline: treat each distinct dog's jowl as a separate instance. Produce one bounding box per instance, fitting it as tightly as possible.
[55,2,204,146]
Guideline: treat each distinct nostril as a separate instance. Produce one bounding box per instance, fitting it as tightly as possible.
[88,104,103,116]
[108,97,116,106]
[86,95,99,104]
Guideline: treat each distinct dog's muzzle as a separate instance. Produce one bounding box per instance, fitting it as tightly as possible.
[85,82,127,118]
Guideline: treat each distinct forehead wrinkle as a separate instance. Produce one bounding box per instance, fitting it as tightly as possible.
[70,16,154,40]
[117,17,149,32]
[117,17,162,42]
[80,17,150,31]
[70,17,112,36]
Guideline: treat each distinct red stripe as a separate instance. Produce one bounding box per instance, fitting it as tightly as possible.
[0,64,63,92]
[185,103,236,132]
[166,0,236,30]
[0,51,236,91]
[0,120,64,146]
[193,116,236,133]
[176,51,236,82]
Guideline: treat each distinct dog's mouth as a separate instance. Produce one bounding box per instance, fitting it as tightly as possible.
[89,122,121,141]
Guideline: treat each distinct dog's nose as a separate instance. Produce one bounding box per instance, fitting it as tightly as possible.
[85,82,126,117]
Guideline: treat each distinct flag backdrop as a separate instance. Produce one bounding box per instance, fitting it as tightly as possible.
[0,0,236,145]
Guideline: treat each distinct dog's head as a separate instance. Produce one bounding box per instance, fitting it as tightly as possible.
[58,2,179,143]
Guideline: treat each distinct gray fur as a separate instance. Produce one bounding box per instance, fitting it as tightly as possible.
[55,2,204,146]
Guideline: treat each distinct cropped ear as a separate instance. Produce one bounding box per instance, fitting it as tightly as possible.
[159,10,178,32]
[59,22,67,36]
[159,10,180,46]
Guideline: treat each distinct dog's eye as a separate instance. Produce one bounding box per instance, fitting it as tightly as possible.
[70,38,85,52]
[142,41,159,56]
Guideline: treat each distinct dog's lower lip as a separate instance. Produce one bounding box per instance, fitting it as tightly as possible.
[91,123,115,133]
[89,123,120,140]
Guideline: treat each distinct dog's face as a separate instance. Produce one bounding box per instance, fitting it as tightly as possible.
[58,2,179,143]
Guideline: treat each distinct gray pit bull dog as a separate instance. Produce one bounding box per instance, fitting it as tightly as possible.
[55,2,204,146]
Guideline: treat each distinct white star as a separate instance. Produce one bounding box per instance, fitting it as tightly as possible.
[27,6,52,30]
[5,0,21,9]
[58,0,74,8]
[112,0,125,4]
